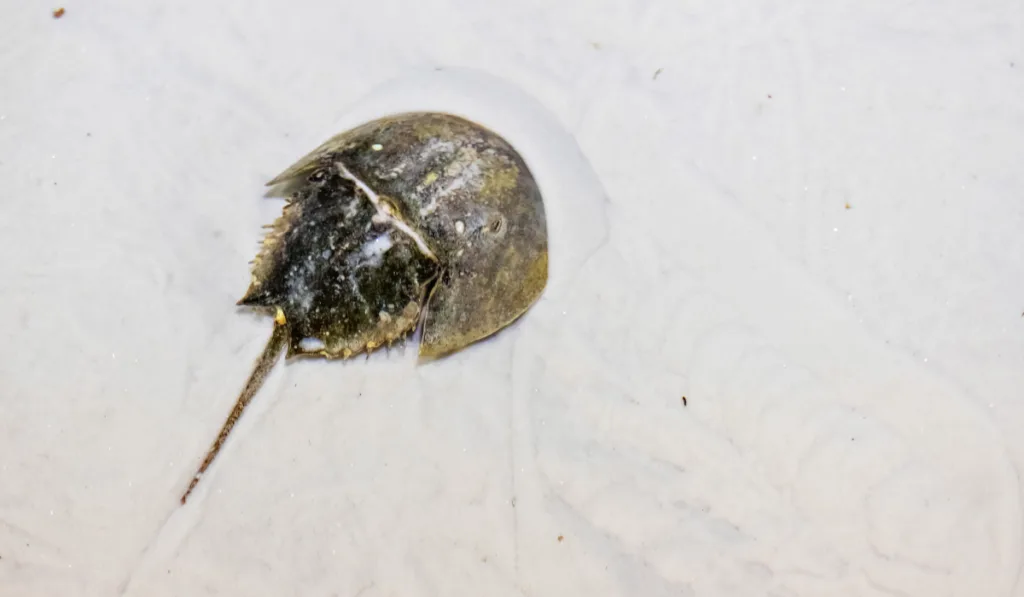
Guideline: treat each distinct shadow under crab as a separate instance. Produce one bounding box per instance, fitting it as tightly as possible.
[181,112,548,503]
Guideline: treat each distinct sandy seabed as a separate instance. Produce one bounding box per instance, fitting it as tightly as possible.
[2,1,1023,595]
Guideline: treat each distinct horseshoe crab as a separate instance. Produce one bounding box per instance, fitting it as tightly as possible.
[181,112,548,503]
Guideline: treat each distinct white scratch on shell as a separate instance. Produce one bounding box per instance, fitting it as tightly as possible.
[335,162,437,261]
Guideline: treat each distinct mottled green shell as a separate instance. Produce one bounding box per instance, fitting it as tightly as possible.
[243,112,549,359]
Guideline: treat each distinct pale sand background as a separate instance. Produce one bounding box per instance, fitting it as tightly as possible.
[2,1,1023,595]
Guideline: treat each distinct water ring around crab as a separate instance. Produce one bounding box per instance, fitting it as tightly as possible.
[180,67,608,504]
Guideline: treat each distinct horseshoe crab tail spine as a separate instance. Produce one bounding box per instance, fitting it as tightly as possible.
[180,321,288,505]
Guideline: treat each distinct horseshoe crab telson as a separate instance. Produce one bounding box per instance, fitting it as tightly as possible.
[181,112,549,503]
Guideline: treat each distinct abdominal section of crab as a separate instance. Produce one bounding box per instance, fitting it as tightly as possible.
[240,167,439,359]
[180,166,438,503]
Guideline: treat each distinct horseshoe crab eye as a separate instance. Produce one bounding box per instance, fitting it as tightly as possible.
[489,217,505,234]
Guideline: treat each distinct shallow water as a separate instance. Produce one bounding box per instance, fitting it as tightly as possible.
[2,2,1023,595]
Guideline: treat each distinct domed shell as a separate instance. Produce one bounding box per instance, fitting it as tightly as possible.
[248,112,549,359]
